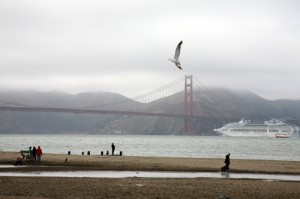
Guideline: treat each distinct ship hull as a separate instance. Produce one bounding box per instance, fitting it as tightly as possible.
[214,131,292,138]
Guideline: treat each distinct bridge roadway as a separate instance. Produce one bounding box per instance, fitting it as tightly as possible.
[0,106,217,120]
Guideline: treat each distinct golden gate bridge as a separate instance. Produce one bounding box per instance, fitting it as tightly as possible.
[0,75,233,134]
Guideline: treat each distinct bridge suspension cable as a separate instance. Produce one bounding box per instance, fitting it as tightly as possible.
[0,75,236,132]
[193,76,223,106]
[78,76,185,111]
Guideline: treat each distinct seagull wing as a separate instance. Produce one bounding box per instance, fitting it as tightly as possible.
[174,40,183,60]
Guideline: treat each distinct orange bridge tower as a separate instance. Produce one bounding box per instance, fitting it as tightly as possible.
[184,75,193,134]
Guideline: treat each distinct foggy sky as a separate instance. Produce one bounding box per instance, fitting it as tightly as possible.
[1,0,300,100]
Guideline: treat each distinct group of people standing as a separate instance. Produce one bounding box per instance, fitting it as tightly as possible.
[29,146,43,162]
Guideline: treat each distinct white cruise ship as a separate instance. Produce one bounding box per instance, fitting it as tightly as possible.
[214,119,294,138]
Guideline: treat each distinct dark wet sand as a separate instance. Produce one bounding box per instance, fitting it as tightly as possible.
[1,152,300,198]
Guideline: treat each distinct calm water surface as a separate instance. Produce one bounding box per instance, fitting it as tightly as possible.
[0,134,299,161]
[0,171,300,181]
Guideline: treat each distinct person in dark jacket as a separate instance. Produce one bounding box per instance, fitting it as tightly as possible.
[111,143,115,155]
[32,147,37,162]
[221,153,230,174]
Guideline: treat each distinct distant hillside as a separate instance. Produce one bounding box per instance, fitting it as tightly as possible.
[0,91,131,134]
[0,89,299,135]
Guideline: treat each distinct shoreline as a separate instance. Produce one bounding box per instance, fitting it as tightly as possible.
[1,152,300,198]
[1,151,300,174]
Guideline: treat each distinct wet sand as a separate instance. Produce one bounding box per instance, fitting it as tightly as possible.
[1,152,300,198]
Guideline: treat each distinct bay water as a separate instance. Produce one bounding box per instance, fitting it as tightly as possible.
[0,134,299,161]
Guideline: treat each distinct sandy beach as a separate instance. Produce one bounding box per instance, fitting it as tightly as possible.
[1,152,300,198]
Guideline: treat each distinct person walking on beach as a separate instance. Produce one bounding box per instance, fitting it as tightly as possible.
[221,153,230,174]
[36,146,43,162]
[225,153,230,168]
[111,143,115,155]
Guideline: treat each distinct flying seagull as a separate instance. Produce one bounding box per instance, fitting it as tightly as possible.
[168,40,183,70]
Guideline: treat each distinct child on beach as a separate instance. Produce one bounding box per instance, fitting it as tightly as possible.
[14,153,23,166]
